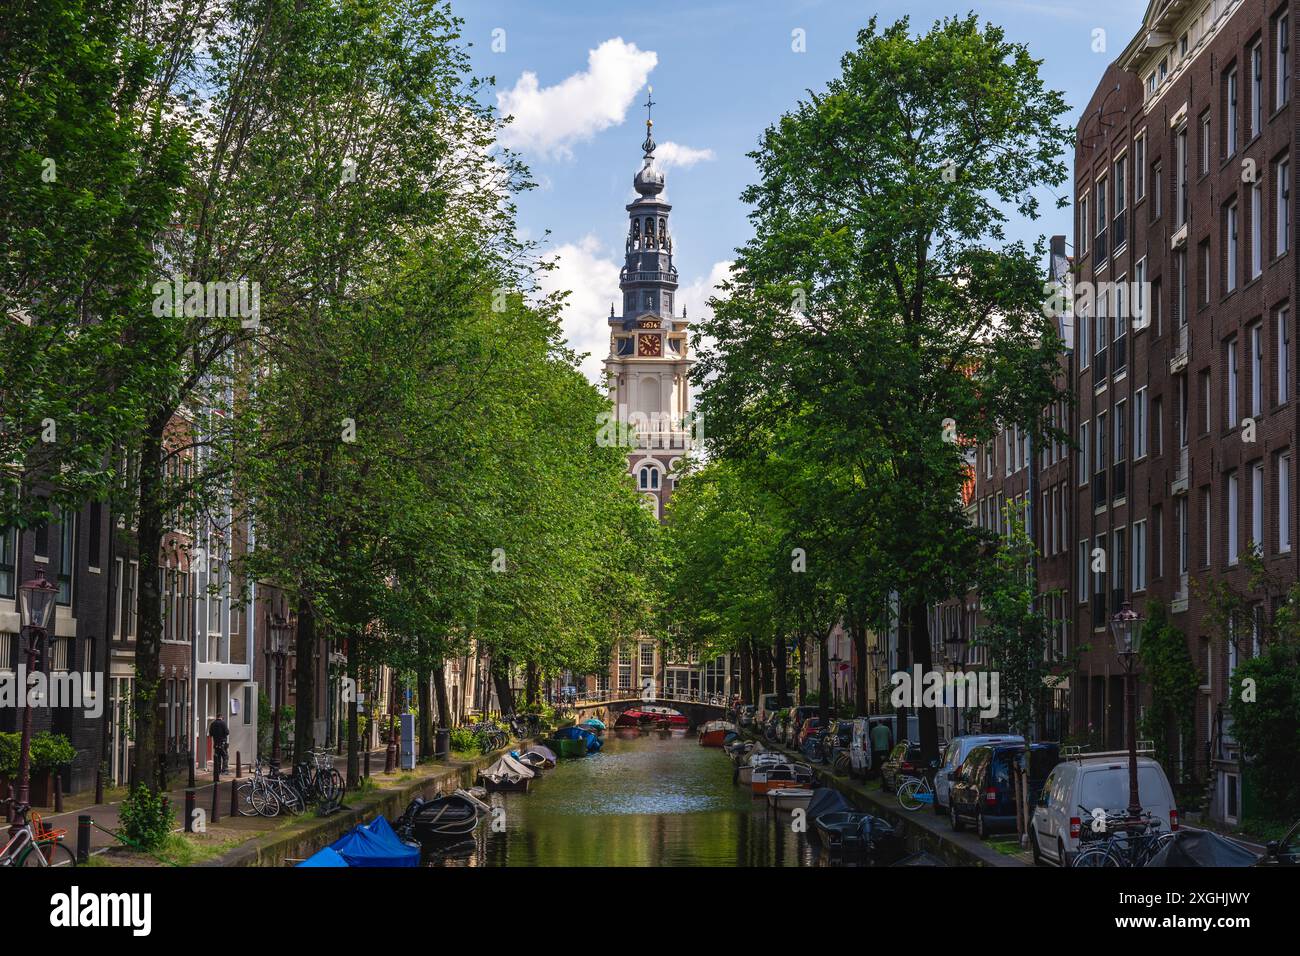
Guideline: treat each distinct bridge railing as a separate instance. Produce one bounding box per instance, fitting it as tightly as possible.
[566,688,729,709]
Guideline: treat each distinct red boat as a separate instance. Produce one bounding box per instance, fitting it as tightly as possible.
[698,720,738,747]
[614,706,688,728]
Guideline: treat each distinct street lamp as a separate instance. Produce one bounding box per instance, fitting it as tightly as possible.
[865,646,883,713]
[828,652,843,712]
[266,612,294,764]
[1108,601,1143,821]
[16,571,58,810]
[944,627,968,739]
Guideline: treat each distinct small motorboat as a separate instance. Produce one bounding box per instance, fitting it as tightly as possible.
[478,754,534,792]
[524,744,557,768]
[738,751,786,785]
[750,762,815,795]
[698,720,738,747]
[767,787,815,812]
[514,750,548,775]
[641,706,688,727]
[393,789,491,846]
[544,735,588,758]
[581,717,607,735]
[813,812,901,859]
[554,725,603,753]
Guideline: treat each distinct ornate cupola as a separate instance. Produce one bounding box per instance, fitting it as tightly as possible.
[618,88,678,328]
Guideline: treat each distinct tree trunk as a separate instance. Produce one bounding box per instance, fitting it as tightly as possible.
[433,660,451,729]
[774,635,789,706]
[852,618,868,715]
[417,638,433,760]
[798,632,808,705]
[525,660,539,707]
[346,629,360,789]
[749,638,762,703]
[492,654,515,716]
[908,598,940,762]
[817,626,831,725]
[293,594,316,760]
[738,643,752,705]
[130,423,167,793]
[759,645,774,695]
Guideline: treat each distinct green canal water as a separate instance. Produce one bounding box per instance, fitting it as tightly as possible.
[424,728,831,867]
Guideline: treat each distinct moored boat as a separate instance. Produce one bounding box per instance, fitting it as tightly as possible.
[750,761,815,794]
[393,789,491,846]
[766,787,815,812]
[478,753,534,792]
[698,720,738,746]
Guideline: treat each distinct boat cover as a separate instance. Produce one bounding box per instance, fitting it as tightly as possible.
[1145,829,1262,867]
[297,846,349,867]
[806,787,852,821]
[481,753,535,784]
[554,725,602,751]
[583,717,606,730]
[328,816,420,867]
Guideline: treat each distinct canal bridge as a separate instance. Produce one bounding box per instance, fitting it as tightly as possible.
[568,688,730,728]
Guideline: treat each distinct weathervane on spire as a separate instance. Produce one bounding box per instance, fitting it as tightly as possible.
[641,85,656,156]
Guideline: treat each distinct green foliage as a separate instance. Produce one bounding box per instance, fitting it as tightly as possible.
[0,732,76,777]
[1137,601,1199,783]
[448,727,478,753]
[118,785,173,851]
[1227,645,1300,812]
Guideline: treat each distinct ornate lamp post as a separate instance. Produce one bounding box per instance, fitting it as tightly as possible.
[16,571,58,809]
[943,627,968,739]
[266,612,294,764]
[1108,601,1143,821]
[865,645,883,712]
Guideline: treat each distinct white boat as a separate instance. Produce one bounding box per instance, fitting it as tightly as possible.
[477,754,535,792]
[739,751,787,785]
[766,787,815,812]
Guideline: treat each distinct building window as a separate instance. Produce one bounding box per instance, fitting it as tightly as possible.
[1279,306,1291,404]
[1251,181,1263,278]
[1199,111,1211,174]
[1134,132,1146,200]
[1134,387,1148,459]
[1227,472,1240,566]
[1176,127,1188,227]
[1079,297,1090,369]
[1226,199,1239,293]
[1078,420,1090,486]
[1095,175,1108,263]
[0,526,14,598]
[1113,155,1127,249]
[57,508,76,606]
[1199,239,1211,306]
[1152,160,1163,220]
[1277,156,1291,257]
[1251,42,1263,138]
[1178,497,1189,575]
[1079,192,1089,256]
[1278,12,1291,109]
[638,464,660,490]
[1250,322,1263,417]
[1201,487,1212,568]
[1251,461,1265,552]
[1227,336,1239,428]
[1226,65,1239,157]
[1280,452,1292,553]
[1132,520,1147,592]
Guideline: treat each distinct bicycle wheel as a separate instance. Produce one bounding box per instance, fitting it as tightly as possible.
[253,783,281,818]
[235,782,261,817]
[319,769,342,804]
[276,781,305,815]
[1072,844,1120,867]
[897,778,930,811]
[19,840,77,867]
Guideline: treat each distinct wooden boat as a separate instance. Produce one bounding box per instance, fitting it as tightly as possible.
[524,745,557,768]
[515,751,548,775]
[750,762,815,795]
[766,787,815,812]
[478,754,534,793]
[698,720,738,747]
[813,811,900,858]
[641,706,688,727]
[738,751,785,785]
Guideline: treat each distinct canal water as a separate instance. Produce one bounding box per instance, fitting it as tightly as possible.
[424,728,836,867]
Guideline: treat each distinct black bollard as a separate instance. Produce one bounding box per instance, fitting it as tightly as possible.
[230,779,238,818]
[435,728,450,760]
[364,749,371,778]
[235,751,241,779]
[210,765,220,824]
[77,815,91,864]
[184,789,196,832]
[54,773,63,813]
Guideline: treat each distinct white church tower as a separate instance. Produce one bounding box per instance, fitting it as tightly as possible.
[602,90,694,519]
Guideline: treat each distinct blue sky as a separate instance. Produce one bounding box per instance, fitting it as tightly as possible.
[455,0,1146,381]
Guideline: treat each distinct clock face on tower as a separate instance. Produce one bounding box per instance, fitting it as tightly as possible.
[638,333,662,357]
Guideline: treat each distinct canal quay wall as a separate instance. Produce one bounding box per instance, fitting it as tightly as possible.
[207,744,527,868]
[747,737,1026,867]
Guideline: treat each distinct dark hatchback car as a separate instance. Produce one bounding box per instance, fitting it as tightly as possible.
[879,741,926,792]
[1258,819,1300,866]
[949,742,1061,839]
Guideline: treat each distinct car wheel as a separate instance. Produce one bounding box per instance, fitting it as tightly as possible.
[950,802,965,832]
[1030,827,1043,865]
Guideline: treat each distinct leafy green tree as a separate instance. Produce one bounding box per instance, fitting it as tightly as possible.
[694,15,1070,760]
[1137,601,1199,785]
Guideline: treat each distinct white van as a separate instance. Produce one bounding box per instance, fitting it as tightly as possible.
[933,734,1024,812]
[1029,754,1179,867]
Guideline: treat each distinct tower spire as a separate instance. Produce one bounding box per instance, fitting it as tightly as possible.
[641,85,656,156]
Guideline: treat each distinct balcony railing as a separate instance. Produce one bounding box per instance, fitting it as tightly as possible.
[1170,323,1189,371]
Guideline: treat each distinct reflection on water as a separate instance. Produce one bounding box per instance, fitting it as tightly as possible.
[423,729,840,867]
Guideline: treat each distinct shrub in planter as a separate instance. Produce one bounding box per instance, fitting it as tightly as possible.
[118,785,173,851]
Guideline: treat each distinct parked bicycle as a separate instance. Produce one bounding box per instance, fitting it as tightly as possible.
[0,798,76,867]
[896,766,938,812]
[1071,806,1173,867]
[287,749,344,813]
[469,720,508,753]
[236,758,304,817]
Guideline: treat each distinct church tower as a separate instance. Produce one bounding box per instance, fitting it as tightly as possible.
[603,90,694,520]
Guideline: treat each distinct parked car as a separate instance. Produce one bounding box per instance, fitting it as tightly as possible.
[756,693,789,725]
[1029,754,1178,867]
[879,741,926,792]
[1258,819,1300,867]
[796,717,825,748]
[737,704,756,727]
[825,720,853,766]
[933,734,1025,814]
[948,742,1060,839]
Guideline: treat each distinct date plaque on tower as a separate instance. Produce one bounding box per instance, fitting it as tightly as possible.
[637,319,660,329]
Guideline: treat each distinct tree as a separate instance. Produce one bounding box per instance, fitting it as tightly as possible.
[694,15,1071,762]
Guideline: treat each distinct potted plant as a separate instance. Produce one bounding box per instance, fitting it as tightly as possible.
[28,732,76,806]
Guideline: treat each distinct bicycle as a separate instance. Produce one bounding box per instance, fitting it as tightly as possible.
[897,771,937,812]
[236,759,303,816]
[287,749,344,812]
[0,798,77,867]
[1071,806,1173,867]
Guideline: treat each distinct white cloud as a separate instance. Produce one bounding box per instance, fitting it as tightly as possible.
[654,141,715,169]
[539,235,622,385]
[677,260,734,325]
[497,38,657,160]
